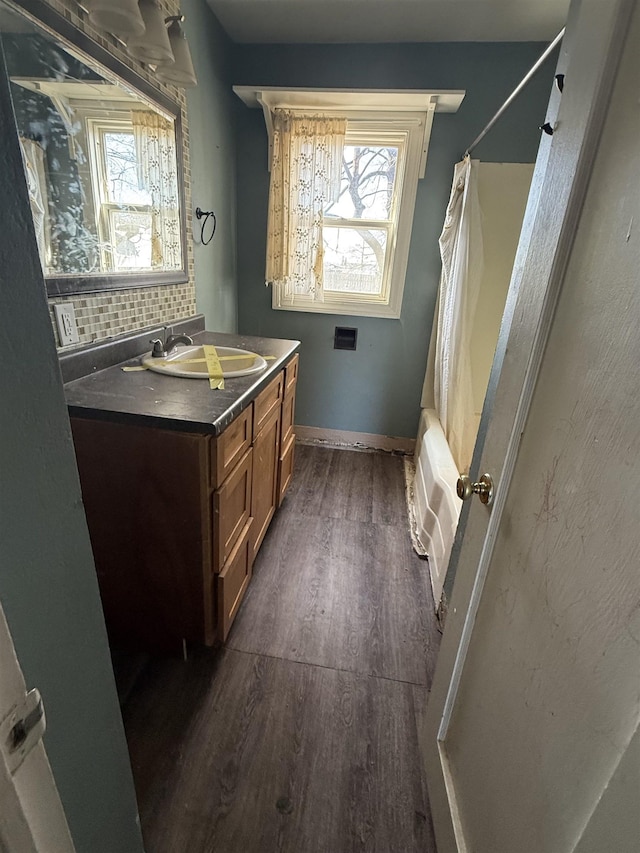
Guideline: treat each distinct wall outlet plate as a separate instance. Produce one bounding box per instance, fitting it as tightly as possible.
[54,303,79,346]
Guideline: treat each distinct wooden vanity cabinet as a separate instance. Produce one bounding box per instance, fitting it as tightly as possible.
[70,358,298,650]
[70,417,213,651]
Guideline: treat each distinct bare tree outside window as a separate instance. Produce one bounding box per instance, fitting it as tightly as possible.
[324,144,399,295]
[95,128,153,270]
[103,132,148,205]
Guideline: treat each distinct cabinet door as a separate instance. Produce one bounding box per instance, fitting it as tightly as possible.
[281,354,298,449]
[280,389,295,449]
[213,447,253,572]
[277,431,296,507]
[217,519,252,642]
[284,353,299,397]
[250,403,281,564]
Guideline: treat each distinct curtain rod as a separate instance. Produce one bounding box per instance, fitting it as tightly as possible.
[465,27,565,156]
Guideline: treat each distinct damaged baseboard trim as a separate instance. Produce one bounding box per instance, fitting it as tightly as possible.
[403,455,429,557]
[295,425,415,455]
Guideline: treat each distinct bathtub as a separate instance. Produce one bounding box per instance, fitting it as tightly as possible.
[411,409,462,606]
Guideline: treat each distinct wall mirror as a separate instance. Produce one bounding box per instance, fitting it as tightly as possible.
[0,0,187,296]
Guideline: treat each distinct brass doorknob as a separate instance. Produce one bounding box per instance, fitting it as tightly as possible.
[456,473,494,506]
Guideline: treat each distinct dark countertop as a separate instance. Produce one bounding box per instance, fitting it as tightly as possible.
[64,330,300,435]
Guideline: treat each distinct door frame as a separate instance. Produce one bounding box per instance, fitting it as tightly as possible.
[421,1,636,850]
[0,602,75,852]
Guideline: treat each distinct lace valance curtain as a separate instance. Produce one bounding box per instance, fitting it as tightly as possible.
[265,111,346,300]
[132,110,180,269]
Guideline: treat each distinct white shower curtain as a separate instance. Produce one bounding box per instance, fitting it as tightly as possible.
[422,155,483,472]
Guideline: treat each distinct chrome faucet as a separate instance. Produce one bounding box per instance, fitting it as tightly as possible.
[149,332,193,358]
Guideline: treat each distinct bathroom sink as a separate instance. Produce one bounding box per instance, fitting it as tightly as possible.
[141,345,268,379]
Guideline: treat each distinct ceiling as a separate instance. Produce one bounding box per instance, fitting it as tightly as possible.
[206,0,570,44]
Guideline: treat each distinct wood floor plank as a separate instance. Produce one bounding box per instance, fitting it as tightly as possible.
[284,445,407,526]
[227,513,438,686]
[124,649,435,853]
[286,447,372,522]
[121,446,442,852]
[371,451,408,525]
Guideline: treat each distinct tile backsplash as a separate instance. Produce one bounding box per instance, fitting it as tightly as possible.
[26,0,196,349]
[49,284,196,347]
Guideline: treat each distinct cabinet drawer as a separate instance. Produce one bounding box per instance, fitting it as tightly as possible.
[281,391,295,449]
[253,372,284,438]
[284,353,299,399]
[277,433,296,507]
[213,447,252,572]
[217,519,252,642]
[211,407,252,488]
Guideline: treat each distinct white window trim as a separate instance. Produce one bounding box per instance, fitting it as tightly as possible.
[233,88,465,319]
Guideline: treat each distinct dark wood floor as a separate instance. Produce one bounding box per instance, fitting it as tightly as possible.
[122,445,441,853]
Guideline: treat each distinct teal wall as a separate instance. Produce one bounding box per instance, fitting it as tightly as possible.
[0,57,143,853]
[233,43,557,437]
[185,0,238,332]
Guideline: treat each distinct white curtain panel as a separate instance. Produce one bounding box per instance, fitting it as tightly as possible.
[423,156,483,472]
[132,110,181,269]
[265,111,346,301]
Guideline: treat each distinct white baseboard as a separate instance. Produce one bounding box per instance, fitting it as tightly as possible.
[295,425,415,454]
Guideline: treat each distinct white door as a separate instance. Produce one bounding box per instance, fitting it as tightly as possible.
[423,0,639,851]
[0,604,74,852]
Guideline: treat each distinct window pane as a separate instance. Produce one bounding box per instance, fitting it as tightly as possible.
[109,210,152,270]
[103,132,150,206]
[325,146,398,221]
[323,226,387,295]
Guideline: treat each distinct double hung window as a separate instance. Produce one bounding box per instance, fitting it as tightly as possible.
[87,118,153,271]
[322,125,406,312]
[271,112,427,319]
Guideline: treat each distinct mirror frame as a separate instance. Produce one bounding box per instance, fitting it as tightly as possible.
[4,0,189,297]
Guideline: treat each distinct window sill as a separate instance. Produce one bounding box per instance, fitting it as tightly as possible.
[272,295,402,320]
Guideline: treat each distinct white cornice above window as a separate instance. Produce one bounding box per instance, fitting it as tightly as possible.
[232,86,466,176]
[232,86,465,113]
